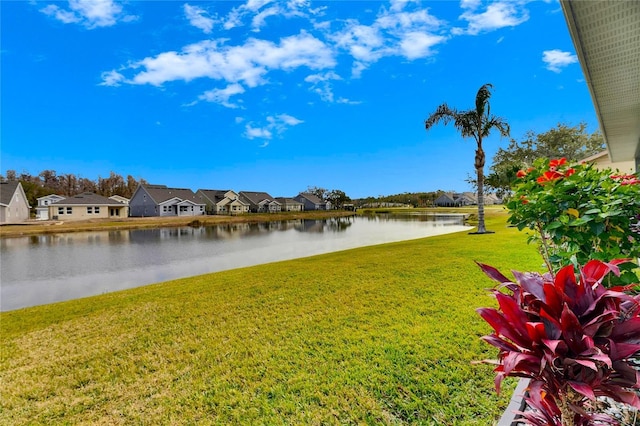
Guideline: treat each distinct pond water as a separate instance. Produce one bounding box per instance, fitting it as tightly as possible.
[1,213,470,311]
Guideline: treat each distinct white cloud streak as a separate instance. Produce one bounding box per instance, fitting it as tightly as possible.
[453,1,529,35]
[40,0,136,29]
[328,3,447,77]
[542,49,578,72]
[107,31,335,89]
[244,114,304,141]
[184,4,216,34]
[198,84,246,108]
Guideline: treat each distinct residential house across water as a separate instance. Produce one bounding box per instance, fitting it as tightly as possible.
[0,181,31,224]
[49,193,128,220]
[129,184,205,217]
[294,192,331,210]
[35,194,66,220]
[275,197,304,212]
[195,189,250,215]
[238,191,281,213]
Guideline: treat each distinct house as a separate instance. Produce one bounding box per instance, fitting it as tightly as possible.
[294,192,331,211]
[456,192,478,206]
[434,193,459,207]
[581,150,636,174]
[238,191,280,213]
[108,195,130,217]
[49,193,128,221]
[275,197,304,212]
[484,193,502,205]
[561,1,639,173]
[0,181,31,224]
[196,189,249,215]
[35,194,66,220]
[129,184,205,217]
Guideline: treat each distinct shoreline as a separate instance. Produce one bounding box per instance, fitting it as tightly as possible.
[0,210,356,239]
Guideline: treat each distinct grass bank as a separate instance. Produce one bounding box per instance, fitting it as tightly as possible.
[0,208,542,425]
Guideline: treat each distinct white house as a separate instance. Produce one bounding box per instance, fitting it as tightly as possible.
[36,194,66,220]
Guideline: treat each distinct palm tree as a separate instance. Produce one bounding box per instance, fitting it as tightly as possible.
[424,83,510,234]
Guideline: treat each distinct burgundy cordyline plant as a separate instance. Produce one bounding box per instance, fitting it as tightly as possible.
[477,259,640,426]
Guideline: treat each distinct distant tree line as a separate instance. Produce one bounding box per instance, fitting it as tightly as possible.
[355,191,445,208]
[0,170,147,211]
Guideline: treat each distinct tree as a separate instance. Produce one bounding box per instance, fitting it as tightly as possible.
[306,186,328,200]
[326,189,351,209]
[487,122,604,196]
[424,83,510,234]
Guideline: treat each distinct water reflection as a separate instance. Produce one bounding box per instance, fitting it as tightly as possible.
[1,215,468,311]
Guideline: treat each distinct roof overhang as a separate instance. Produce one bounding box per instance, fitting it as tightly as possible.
[560,0,640,165]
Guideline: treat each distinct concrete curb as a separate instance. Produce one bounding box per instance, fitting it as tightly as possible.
[496,378,529,426]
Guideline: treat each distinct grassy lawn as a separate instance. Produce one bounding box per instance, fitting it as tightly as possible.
[0,208,543,425]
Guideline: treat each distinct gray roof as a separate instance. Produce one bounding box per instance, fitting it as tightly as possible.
[238,191,274,205]
[50,193,124,206]
[0,181,21,206]
[296,192,324,204]
[276,197,302,204]
[197,189,233,204]
[142,185,203,204]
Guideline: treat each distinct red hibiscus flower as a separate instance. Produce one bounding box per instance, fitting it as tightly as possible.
[537,171,563,183]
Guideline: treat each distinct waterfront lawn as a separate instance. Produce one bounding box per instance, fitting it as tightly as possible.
[1,209,542,425]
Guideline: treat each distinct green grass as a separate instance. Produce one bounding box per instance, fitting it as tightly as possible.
[1,209,542,425]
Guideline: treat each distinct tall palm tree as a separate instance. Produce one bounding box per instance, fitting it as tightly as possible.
[424,83,510,234]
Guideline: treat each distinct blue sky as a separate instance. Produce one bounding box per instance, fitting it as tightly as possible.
[1,0,598,199]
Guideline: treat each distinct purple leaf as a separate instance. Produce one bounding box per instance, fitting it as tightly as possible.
[476,261,513,283]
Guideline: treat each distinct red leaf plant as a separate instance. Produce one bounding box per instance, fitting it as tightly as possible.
[476,259,640,426]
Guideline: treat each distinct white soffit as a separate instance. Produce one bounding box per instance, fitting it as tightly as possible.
[561,0,640,163]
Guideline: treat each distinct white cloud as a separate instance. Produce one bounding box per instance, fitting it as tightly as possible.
[40,0,136,29]
[198,83,246,108]
[99,70,127,86]
[453,1,529,35]
[222,0,317,31]
[328,3,446,77]
[304,71,341,102]
[243,114,303,141]
[40,4,80,24]
[277,113,303,126]
[399,31,443,59]
[110,32,335,88]
[542,49,578,72]
[184,4,216,34]
[245,125,273,140]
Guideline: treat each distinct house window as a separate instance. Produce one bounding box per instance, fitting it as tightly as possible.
[66,207,72,214]
[87,207,93,214]
[94,207,100,214]
[58,207,64,215]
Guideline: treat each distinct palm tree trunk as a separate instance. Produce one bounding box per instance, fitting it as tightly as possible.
[475,147,487,233]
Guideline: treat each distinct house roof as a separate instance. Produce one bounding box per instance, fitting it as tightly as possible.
[50,192,125,206]
[0,181,22,206]
[141,184,202,204]
[37,194,65,202]
[561,1,640,164]
[238,191,274,205]
[108,195,129,204]
[197,189,233,204]
[276,197,302,204]
[296,192,325,204]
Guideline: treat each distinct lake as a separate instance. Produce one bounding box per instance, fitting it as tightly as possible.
[0,213,470,311]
